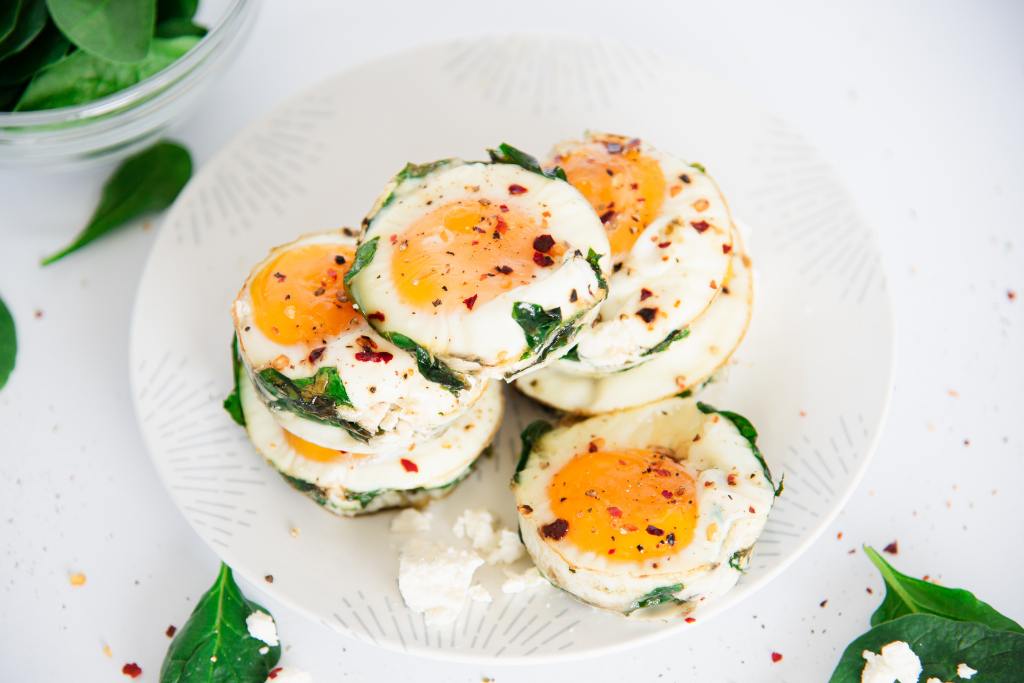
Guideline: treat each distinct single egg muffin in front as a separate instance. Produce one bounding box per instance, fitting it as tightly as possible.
[512,395,779,617]
[345,144,611,381]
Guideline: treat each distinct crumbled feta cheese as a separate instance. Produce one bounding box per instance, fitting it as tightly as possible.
[468,584,492,603]
[501,566,548,594]
[860,641,922,683]
[925,678,945,683]
[957,663,977,679]
[266,668,312,683]
[390,507,432,533]
[453,509,523,564]
[245,610,279,647]
[398,538,483,626]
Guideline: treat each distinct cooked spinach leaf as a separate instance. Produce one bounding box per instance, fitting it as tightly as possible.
[864,546,1022,632]
[258,365,353,412]
[627,584,684,614]
[0,295,16,391]
[280,473,329,508]
[487,142,567,181]
[384,331,468,394]
[343,236,378,286]
[41,141,191,264]
[585,248,607,291]
[562,345,580,362]
[222,335,245,426]
[0,20,69,86]
[513,420,552,484]
[345,488,381,509]
[512,302,562,351]
[689,161,707,174]
[17,34,198,110]
[160,564,281,683]
[642,327,689,357]
[829,614,1024,683]
[729,547,752,572]
[395,158,452,182]
[46,0,155,64]
[0,0,47,61]
[696,402,780,495]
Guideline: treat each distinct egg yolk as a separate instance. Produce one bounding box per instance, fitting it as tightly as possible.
[251,243,361,346]
[283,430,366,463]
[391,200,551,311]
[547,448,697,562]
[554,136,666,257]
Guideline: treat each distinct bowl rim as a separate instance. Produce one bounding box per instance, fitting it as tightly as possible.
[0,0,254,127]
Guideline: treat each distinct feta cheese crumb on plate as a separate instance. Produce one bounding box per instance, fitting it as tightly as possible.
[501,566,549,594]
[390,507,433,533]
[246,610,279,647]
[860,641,922,683]
[452,508,524,565]
[398,538,484,626]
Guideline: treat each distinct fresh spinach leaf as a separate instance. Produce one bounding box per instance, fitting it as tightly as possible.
[384,331,468,394]
[642,327,689,357]
[864,546,1022,632]
[513,420,552,484]
[585,248,607,291]
[0,1,21,45]
[0,0,47,61]
[627,584,684,614]
[0,20,68,86]
[46,0,155,63]
[40,140,191,264]
[696,402,780,495]
[17,34,198,110]
[487,142,567,181]
[160,564,281,683]
[829,614,1024,683]
[0,295,16,391]
[154,16,205,38]
[512,302,562,351]
[222,335,245,427]
[343,236,378,286]
[157,0,198,21]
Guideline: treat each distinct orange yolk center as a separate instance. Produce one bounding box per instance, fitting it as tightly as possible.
[391,200,549,311]
[547,448,697,562]
[283,430,366,463]
[555,140,666,257]
[251,243,361,346]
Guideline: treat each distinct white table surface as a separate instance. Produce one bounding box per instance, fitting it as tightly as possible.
[2,1,1022,680]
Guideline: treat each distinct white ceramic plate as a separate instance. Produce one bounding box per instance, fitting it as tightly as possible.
[130,35,894,663]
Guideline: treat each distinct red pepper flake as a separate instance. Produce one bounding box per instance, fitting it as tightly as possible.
[606,506,623,518]
[722,243,733,254]
[749,506,756,514]
[652,468,671,477]
[883,541,899,555]
[355,350,393,363]
[367,311,385,322]
[866,587,874,594]
[541,518,569,540]
[389,234,398,245]
[661,489,673,499]
[837,531,844,540]
[607,548,616,555]
[1007,289,1016,301]
[122,663,142,678]
[400,458,419,473]
[646,525,664,536]
[684,616,696,623]
[495,265,514,275]
[727,473,738,486]
[771,652,783,663]
[636,307,657,323]
[640,288,653,301]
[165,624,177,638]
[508,183,528,195]
[308,347,326,364]
[703,481,714,488]
[463,294,478,310]
[268,668,283,680]
[499,203,509,212]
[657,241,671,249]
[691,220,710,233]
[599,210,615,224]
[532,234,555,253]
[273,272,286,282]
[533,252,554,267]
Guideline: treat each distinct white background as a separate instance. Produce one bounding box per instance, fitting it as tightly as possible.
[1,1,1022,680]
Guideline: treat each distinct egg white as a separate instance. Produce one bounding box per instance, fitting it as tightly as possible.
[348,159,611,380]
[240,370,504,516]
[233,230,486,453]
[514,232,754,414]
[513,396,777,616]
[557,134,735,374]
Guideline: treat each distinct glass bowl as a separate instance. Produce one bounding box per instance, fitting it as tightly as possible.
[0,0,259,171]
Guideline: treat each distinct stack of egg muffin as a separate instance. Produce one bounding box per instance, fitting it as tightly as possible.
[229,133,779,616]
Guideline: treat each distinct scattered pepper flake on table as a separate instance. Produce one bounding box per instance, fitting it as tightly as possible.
[265,574,274,583]
[165,624,177,638]
[771,652,783,663]
[883,540,898,555]
[121,662,142,678]
[69,572,86,587]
